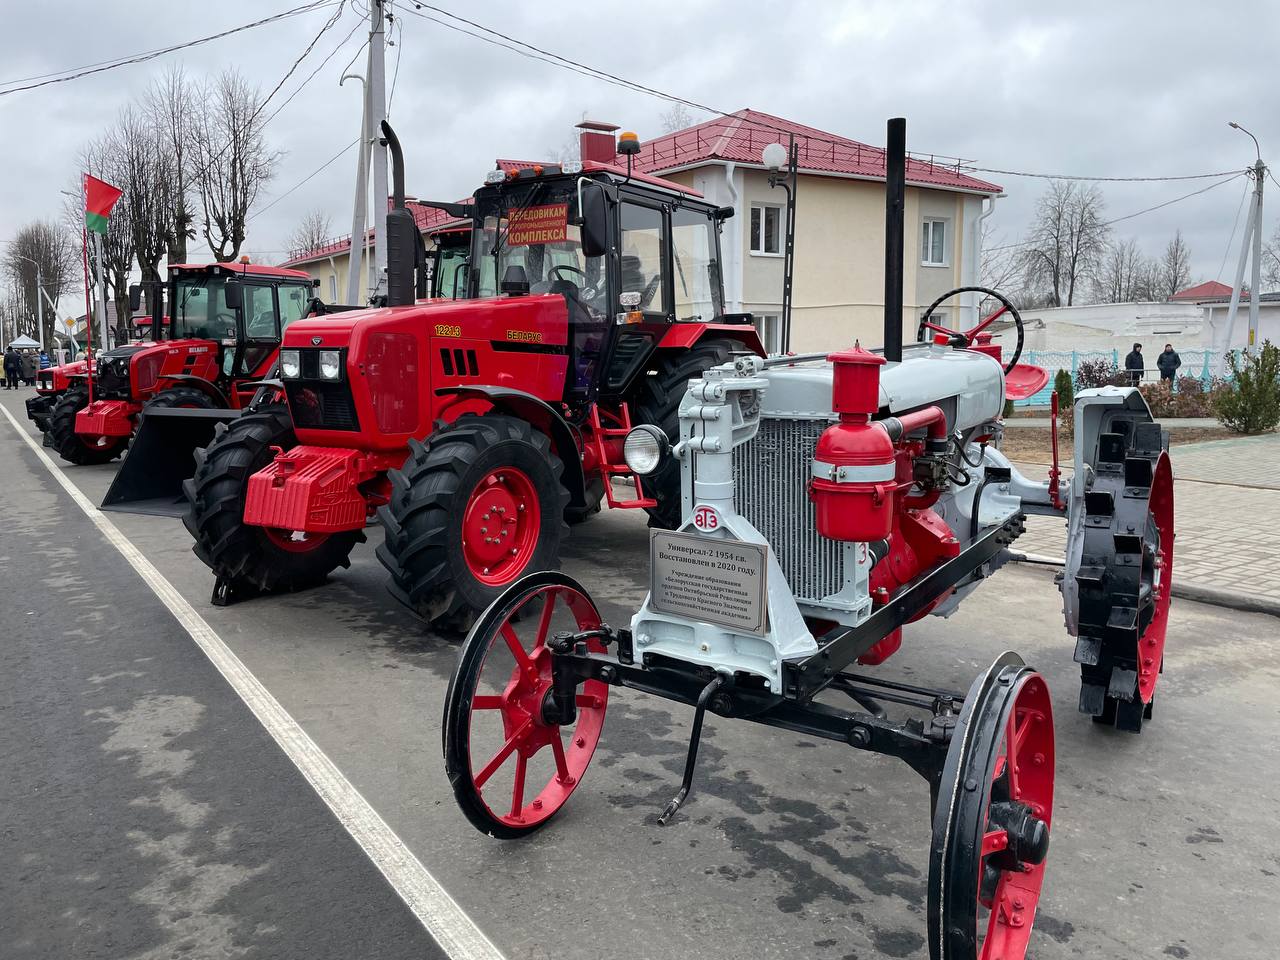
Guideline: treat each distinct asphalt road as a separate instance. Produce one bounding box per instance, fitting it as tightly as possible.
[3,387,1278,960]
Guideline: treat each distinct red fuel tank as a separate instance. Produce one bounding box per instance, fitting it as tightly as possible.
[810,345,896,542]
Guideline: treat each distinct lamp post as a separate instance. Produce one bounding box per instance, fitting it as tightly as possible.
[9,252,45,350]
[1224,121,1266,352]
[762,136,798,353]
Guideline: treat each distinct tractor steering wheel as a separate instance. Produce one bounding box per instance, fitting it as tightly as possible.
[916,285,1024,374]
[549,264,587,284]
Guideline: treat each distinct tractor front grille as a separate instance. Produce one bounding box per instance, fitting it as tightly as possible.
[733,417,844,604]
[286,380,360,431]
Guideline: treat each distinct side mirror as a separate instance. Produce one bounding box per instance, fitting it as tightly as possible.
[579,180,610,259]
[223,280,242,311]
[714,206,735,221]
[128,284,142,313]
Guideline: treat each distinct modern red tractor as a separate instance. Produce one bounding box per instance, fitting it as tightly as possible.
[46,261,318,469]
[183,122,764,619]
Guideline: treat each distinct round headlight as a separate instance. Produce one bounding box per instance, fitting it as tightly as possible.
[279,349,300,378]
[623,424,668,476]
[319,350,342,380]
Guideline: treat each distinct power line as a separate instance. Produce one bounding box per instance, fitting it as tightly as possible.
[400,3,1242,186]
[256,1,349,120]
[259,11,366,128]
[0,1,340,98]
[249,139,361,221]
[1217,177,1252,282]
[986,173,1247,254]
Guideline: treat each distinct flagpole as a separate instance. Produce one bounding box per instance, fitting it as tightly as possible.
[81,173,94,404]
[93,230,109,351]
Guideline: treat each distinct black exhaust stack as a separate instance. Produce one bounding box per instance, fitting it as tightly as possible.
[883,117,906,362]
[381,120,419,307]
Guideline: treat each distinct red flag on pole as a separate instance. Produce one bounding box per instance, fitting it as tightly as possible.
[85,174,122,235]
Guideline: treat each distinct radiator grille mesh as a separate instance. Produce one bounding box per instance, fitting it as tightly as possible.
[733,418,844,603]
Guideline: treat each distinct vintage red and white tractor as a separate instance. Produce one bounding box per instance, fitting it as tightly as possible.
[441,124,1174,959]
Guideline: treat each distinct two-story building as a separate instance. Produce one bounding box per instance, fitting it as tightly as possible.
[630,110,1003,352]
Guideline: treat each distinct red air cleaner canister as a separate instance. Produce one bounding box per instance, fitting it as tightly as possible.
[810,345,896,541]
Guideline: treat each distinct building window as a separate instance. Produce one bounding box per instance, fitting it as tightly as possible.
[750,203,783,256]
[329,274,338,301]
[922,218,948,266]
[756,313,781,353]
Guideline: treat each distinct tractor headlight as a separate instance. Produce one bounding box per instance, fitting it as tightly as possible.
[319,350,342,380]
[279,349,300,378]
[623,424,669,476]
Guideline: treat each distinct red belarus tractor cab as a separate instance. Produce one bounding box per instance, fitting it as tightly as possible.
[184,121,764,621]
[47,261,317,467]
[27,357,93,434]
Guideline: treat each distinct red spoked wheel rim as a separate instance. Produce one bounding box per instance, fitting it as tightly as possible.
[929,656,1055,960]
[262,527,332,553]
[461,467,542,586]
[444,573,609,838]
[1138,452,1174,703]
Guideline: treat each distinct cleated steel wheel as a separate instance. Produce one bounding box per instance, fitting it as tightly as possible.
[1070,419,1173,732]
[929,653,1054,960]
[443,572,609,839]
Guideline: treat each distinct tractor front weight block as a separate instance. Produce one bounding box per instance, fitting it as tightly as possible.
[243,445,393,533]
[75,399,137,438]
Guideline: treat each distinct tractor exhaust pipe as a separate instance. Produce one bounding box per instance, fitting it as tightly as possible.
[883,117,906,363]
[380,120,418,307]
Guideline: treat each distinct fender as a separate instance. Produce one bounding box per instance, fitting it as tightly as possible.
[435,385,588,511]
[155,374,230,408]
[656,321,765,357]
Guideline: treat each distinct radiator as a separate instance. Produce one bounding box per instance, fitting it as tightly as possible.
[733,417,847,605]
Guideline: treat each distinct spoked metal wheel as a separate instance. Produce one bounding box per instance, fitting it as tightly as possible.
[928,653,1055,960]
[443,572,610,838]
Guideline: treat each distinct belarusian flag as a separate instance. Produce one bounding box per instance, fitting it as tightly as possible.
[85,174,122,235]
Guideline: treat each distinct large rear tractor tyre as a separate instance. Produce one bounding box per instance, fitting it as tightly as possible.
[182,404,364,594]
[631,338,736,529]
[48,387,125,465]
[144,386,218,412]
[377,414,569,631]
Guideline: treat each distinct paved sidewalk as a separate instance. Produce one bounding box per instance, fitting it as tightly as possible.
[1012,433,1280,606]
[1005,417,1218,429]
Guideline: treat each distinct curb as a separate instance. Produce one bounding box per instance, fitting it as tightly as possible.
[1008,552,1280,620]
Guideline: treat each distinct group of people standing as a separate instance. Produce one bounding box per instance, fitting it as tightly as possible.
[2,345,50,389]
[1124,342,1182,387]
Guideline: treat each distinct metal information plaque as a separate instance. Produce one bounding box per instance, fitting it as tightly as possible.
[649,530,769,637]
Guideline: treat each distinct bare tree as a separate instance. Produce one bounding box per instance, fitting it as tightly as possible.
[3,220,76,346]
[978,221,1023,297]
[1021,181,1110,306]
[288,208,333,259]
[660,103,693,134]
[1261,220,1280,289]
[115,106,174,318]
[192,70,277,262]
[145,64,197,264]
[1156,229,1192,299]
[1092,238,1154,303]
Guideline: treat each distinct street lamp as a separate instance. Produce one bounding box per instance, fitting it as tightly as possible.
[762,137,798,353]
[8,251,45,350]
[1229,121,1261,162]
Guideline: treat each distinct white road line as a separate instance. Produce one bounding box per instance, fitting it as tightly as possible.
[1,404,506,960]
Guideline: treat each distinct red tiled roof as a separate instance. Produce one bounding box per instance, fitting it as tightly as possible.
[631,109,1002,195]
[494,159,703,197]
[280,199,469,267]
[1169,280,1233,301]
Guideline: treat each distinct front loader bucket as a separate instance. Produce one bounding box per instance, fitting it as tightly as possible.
[101,407,242,517]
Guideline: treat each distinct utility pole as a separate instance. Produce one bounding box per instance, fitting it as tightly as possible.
[367,0,389,302]
[1221,122,1266,367]
[11,253,45,349]
[341,71,369,304]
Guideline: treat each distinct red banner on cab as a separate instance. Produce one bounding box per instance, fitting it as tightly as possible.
[508,203,568,246]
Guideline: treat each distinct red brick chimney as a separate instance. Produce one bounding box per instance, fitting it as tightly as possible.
[577,120,619,164]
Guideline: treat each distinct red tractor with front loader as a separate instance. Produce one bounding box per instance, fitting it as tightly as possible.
[183,122,764,620]
[46,261,318,471]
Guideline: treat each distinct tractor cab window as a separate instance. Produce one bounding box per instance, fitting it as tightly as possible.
[172,274,236,341]
[619,203,668,319]
[433,237,469,299]
[242,283,279,340]
[279,283,313,329]
[670,206,724,322]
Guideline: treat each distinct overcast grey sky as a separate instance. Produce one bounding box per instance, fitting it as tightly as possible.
[2,0,1277,312]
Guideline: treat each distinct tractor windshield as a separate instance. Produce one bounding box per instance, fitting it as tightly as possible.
[473,181,605,309]
[671,206,724,322]
[172,274,237,342]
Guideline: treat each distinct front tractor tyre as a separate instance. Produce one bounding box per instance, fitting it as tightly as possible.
[377,414,570,630]
[182,404,364,595]
[144,386,218,413]
[48,386,126,465]
[632,337,736,529]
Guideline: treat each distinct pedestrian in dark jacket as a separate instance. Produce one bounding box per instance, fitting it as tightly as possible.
[3,347,21,390]
[1157,344,1181,384]
[1124,343,1144,386]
